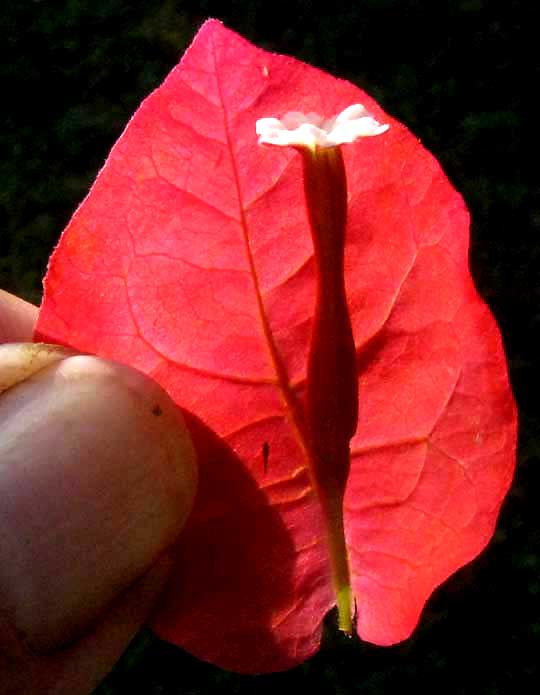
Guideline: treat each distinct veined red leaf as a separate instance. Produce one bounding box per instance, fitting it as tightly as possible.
[35,19,517,673]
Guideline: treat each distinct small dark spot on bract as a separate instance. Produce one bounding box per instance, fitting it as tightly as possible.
[152,404,163,416]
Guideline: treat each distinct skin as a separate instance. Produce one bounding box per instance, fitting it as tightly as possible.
[0,290,197,694]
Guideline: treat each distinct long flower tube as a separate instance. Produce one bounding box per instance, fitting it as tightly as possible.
[257,105,389,631]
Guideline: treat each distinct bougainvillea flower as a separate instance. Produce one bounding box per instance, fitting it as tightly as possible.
[256,104,389,148]
[35,19,517,674]
[256,102,389,632]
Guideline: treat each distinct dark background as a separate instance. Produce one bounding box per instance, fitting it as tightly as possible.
[2,1,538,693]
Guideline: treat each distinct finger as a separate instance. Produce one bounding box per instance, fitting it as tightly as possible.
[0,290,38,343]
[0,343,74,396]
[0,556,173,695]
[0,353,197,654]
[48,556,174,695]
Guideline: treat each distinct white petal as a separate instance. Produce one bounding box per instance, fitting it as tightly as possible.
[334,104,368,123]
[281,111,308,129]
[328,116,389,145]
[255,117,283,136]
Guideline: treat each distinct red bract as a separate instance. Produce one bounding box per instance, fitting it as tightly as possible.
[35,19,517,673]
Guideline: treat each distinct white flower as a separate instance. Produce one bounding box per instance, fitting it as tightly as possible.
[256,104,389,149]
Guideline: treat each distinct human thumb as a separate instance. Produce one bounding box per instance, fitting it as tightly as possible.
[0,344,197,654]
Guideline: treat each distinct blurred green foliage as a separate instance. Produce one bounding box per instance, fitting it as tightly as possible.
[1,1,537,693]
